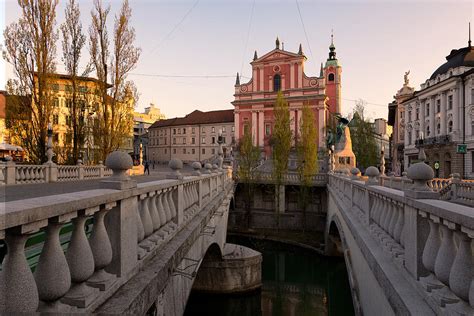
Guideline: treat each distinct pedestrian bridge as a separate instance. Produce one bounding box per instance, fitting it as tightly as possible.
[326,169,474,315]
[1,155,474,315]
[0,156,234,315]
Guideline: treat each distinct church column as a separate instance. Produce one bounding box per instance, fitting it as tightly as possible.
[259,68,264,92]
[252,69,257,91]
[440,92,447,135]
[297,63,303,88]
[234,111,240,142]
[290,64,295,88]
[419,102,425,138]
[258,110,264,147]
[251,111,257,146]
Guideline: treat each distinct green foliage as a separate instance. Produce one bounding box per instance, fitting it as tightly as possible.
[297,102,318,185]
[349,101,379,170]
[237,123,260,182]
[272,91,292,183]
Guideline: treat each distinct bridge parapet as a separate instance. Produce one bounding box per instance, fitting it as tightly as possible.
[328,171,474,314]
[0,159,233,313]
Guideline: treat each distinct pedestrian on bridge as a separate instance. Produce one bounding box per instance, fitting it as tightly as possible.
[144,160,150,175]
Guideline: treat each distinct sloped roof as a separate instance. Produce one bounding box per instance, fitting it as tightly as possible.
[150,109,234,128]
[430,46,474,79]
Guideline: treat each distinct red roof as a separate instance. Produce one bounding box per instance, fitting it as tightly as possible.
[150,109,234,128]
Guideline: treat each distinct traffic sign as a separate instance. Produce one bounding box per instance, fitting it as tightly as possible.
[457,144,467,154]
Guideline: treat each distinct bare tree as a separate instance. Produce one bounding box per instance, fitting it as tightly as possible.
[89,0,140,161]
[3,0,59,163]
[60,0,91,163]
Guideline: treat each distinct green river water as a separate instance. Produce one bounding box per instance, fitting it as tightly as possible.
[184,236,355,316]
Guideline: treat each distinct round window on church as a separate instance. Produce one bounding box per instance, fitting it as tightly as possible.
[273,65,281,73]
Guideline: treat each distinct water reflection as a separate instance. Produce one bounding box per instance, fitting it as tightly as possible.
[185,237,354,316]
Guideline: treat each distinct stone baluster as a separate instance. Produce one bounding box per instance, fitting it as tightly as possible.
[63,209,98,308]
[168,189,177,222]
[35,215,74,310]
[139,194,153,237]
[421,214,441,274]
[0,222,44,312]
[449,229,473,302]
[135,197,145,244]
[156,192,167,227]
[434,220,456,286]
[393,203,404,244]
[148,192,161,231]
[88,204,115,290]
[162,189,172,222]
[183,185,189,211]
[388,202,398,237]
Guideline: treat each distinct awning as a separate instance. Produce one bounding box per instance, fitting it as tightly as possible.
[0,142,24,151]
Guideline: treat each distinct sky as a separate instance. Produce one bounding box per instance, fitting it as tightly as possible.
[1,0,473,121]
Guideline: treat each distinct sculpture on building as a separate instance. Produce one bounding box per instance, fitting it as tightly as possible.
[404,70,410,86]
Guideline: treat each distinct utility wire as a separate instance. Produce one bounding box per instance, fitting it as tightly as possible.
[240,0,256,78]
[343,98,387,108]
[295,0,315,71]
[129,72,251,79]
[148,0,200,55]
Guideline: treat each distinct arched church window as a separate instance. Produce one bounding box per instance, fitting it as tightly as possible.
[273,74,281,91]
[328,73,335,82]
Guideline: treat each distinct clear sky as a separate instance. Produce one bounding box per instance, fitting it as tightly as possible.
[1,0,473,120]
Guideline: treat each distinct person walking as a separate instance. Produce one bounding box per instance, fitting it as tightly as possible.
[144,160,150,175]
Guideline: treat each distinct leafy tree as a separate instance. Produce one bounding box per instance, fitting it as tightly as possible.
[236,123,260,228]
[349,100,379,170]
[89,0,140,161]
[3,0,59,163]
[60,0,91,163]
[272,91,292,182]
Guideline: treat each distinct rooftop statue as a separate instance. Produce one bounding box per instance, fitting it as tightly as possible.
[404,70,410,86]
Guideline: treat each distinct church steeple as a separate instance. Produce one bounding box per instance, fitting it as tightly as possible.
[320,62,323,77]
[253,50,258,61]
[235,72,240,85]
[328,31,337,61]
[298,43,303,55]
[275,37,280,49]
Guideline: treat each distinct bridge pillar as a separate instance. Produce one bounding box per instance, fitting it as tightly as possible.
[275,184,285,213]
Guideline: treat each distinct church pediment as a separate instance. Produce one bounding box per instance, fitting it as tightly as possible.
[252,49,305,64]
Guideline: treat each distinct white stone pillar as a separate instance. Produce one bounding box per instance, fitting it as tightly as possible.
[251,111,257,146]
[259,68,264,91]
[234,111,240,142]
[281,75,286,90]
[452,88,459,137]
[440,92,447,135]
[290,64,295,88]
[258,110,264,147]
[419,102,425,136]
[429,97,435,137]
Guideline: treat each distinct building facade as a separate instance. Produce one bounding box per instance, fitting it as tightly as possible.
[148,109,234,164]
[133,103,166,161]
[232,37,341,158]
[398,42,474,178]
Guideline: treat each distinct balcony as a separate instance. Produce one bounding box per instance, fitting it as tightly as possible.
[415,135,451,147]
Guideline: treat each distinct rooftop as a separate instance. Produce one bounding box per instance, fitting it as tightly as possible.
[430,45,474,79]
[150,109,234,128]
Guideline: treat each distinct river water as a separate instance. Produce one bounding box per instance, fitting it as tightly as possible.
[184,236,354,316]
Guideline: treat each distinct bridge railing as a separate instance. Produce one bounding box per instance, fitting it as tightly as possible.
[328,167,474,314]
[245,170,328,186]
[0,154,233,313]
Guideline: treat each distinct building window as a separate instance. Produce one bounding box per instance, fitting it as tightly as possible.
[415,108,419,120]
[448,95,453,110]
[173,138,176,144]
[202,148,205,155]
[173,128,176,135]
[183,138,186,144]
[212,137,215,144]
[273,74,281,91]
[265,124,271,136]
[408,131,412,145]
[471,121,474,134]
[202,137,205,144]
[192,148,195,154]
[178,128,181,134]
[202,127,205,133]
[212,148,215,155]
[232,126,235,132]
[407,111,411,122]
[212,127,215,133]
[173,148,176,154]
[183,149,186,154]
[426,104,430,116]
[437,123,441,134]
[222,137,226,144]
[436,99,440,113]
[192,127,195,134]
[54,98,59,107]
[66,99,72,108]
[448,121,453,133]
[192,137,195,144]
[53,115,59,125]
[222,126,226,133]
[164,138,167,145]
[183,128,186,134]
[328,73,335,82]
[66,115,71,125]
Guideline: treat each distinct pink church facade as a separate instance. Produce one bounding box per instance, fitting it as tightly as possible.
[232,37,342,158]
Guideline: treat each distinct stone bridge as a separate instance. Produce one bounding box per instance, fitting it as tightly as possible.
[0,155,235,315]
[326,169,474,315]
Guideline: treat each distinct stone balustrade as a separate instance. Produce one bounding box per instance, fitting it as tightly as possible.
[0,161,113,185]
[248,171,328,186]
[0,153,233,313]
[328,167,474,314]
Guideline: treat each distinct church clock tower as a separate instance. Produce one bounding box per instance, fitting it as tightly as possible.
[324,34,342,115]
